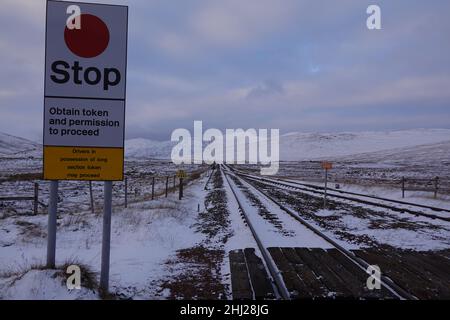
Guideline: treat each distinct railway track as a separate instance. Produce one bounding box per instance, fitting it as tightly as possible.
[280,179,450,214]
[221,165,416,300]
[223,167,290,299]
[228,167,450,222]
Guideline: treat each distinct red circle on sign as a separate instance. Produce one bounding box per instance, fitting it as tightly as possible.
[64,14,109,58]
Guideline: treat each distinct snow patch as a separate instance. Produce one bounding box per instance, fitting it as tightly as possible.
[0,269,98,300]
[314,209,338,217]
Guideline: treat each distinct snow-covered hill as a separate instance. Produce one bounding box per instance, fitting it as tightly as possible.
[0,132,41,157]
[279,129,450,161]
[2,129,450,161]
[336,140,450,165]
[0,131,174,160]
[125,129,450,161]
[125,138,175,159]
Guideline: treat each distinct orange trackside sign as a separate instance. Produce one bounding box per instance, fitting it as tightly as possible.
[321,161,333,170]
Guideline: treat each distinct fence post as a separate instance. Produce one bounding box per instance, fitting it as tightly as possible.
[401,177,405,198]
[152,177,155,200]
[124,177,128,208]
[165,176,169,197]
[323,168,328,209]
[47,180,58,268]
[434,177,439,199]
[89,181,95,214]
[33,182,39,215]
[179,177,183,200]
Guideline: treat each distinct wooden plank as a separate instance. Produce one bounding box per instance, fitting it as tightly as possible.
[0,196,34,201]
[377,249,435,284]
[243,248,275,299]
[308,249,357,298]
[309,248,365,298]
[280,247,329,298]
[438,249,450,260]
[392,251,450,299]
[355,249,421,296]
[229,250,253,300]
[391,249,450,299]
[327,249,395,299]
[379,249,450,299]
[268,247,310,299]
[420,251,450,277]
[296,248,353,298]
[398,251,450,283]
[354,249,433,299]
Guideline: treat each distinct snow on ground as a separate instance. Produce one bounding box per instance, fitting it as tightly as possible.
[0,175,209,299]
[219,170,257,299]
[0,269,98,300]
[314,209,337,217]
[224,172,333,249]
[272,185,450,251]
[0,160,205,216]
[222,173,257,252]
[240,175,450,251]
[304,203,449,251]
[287,178,450,213]
[345,215,450,251]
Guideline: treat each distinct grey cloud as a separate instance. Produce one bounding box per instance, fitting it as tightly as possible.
[246,80,284,99]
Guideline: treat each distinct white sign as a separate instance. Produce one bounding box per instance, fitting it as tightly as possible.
[43,97,124,148]
[43,1,128,181]
[45,1,127,99]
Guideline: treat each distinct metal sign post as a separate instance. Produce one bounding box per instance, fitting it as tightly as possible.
[89,181,95,213]
[176,170,187,200]
[179,178,183,200]
[124,177,128,208]
[324,168,328,208]
[165,176,169,197]
[46,180,58,268]
[321,162,332,209]
[151,177,155,200]
[100,181,113,292]
[33,183,39,215]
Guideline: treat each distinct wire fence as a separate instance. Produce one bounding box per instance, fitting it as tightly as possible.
[0,166,209,217]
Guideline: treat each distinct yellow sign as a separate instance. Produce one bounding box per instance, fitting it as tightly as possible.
[176,170,187,179]
[44,146,123,181]
[321,161,333,170]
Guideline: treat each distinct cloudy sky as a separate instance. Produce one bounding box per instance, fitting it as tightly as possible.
[1,0,450,141]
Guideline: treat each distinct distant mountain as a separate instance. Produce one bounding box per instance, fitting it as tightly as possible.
[0,131,41,157]
[124,128,450,161]
[0,131,174,159]
[279,129,450,161]
[336,140,450,165]
[125,138,175,159]
[2,129,450,161]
